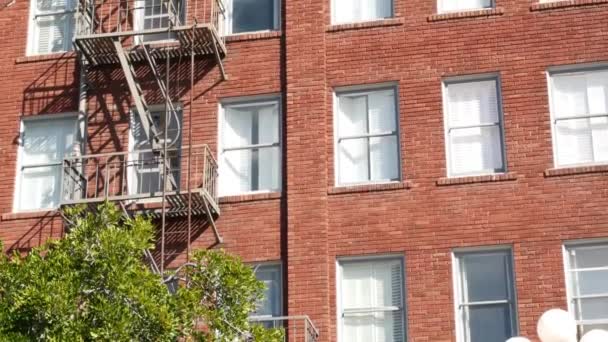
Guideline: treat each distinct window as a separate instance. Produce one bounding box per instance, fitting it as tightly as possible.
[219,98,280,196]
[332,0,392,24]
[564,242,608,336]
[338,257,405,342]
[443,76,506,177]
[224,0,279,34]
[128,106,182,195]
[548,68,608,167]
[134,0,184,42]
[453,248,517,342]
[438,0,493,13]
[334,87,400,185]
[251,263,282,327]
[28,0,76,55]
[15,115,78,211]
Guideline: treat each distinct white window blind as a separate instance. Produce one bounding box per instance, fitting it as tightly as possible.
[444,78,505,177]
[336,88,400,185]
[438,0,492,13]
[565,243,608,336]
[219,99,280,196]
[454,249,517,342]
[339,258,405,342]
[128,108,182,196]
[333,0,392,24]
[29,0,76,55]
[550,69,608,167]
[16,116,77,211]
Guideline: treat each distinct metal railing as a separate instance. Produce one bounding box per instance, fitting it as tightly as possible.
[75,0,225,38]
[249,316,319,342]
[60,144,218,207]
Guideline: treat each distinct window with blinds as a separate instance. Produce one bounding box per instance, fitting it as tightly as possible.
[443,77,506,177]
[549,69,608,167]
[128,107,182,196]
[332,0,392,24]
[219,98,281,197]
[438,0,493,13]
[251,263,282,328]
[15,115,77,211]
[453,248,517,342]
[338,257,405,342]
[335,87,400,185]
[564,243,608,336]
[28,0,76,55]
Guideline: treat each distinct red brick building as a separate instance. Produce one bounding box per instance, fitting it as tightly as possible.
[0,0,607,339]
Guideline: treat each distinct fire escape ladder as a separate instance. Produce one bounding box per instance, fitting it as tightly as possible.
[119,200,161,275]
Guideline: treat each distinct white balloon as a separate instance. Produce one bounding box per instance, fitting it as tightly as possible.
[506,337,532,342]
[580,329,608,342]
[537,309,578,342]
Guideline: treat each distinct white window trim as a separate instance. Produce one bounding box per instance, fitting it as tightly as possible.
[223,0,280,36]
[217,94,282,197]
[442,74,507,178]
[333,83,402,187]
[336,254,407,342]
[13,112,79,213]
[330,0,394,25]
[250,261,283,320]
[437,0,494,14]
[26,0,76,56]
[563,240,608,334]
[546,65,608,169]
[451,245,519,342]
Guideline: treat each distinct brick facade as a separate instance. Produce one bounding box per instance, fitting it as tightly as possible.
[1,0,607,340]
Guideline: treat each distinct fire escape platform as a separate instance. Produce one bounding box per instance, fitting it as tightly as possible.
[74,24,226,66]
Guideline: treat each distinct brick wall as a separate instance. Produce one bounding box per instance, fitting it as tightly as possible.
[0,0,607,340]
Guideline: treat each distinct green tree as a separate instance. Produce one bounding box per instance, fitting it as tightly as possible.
[0,202,283,342]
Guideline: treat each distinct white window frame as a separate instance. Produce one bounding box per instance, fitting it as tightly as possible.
[336,254,407,342]
[223,0,280,35]
[333,84,402,187]
[218,95,282,197]
[563,239,608,336]
[250,261,283,326]
[546,65,608,169]
[442,74,507,178]
[13,112,79,212]
[331,0,394,25]
[452,246,518,342]
[437,0,494,14]
[27,0,76,56]
[133,0,185,43]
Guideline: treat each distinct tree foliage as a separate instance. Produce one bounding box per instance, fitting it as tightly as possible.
[0,202,283,341]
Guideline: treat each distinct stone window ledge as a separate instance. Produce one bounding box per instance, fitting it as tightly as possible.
[326,18,404,32]
[428,7,504,21]
[328,181,412,195]
[1,210,57,221]
[15,52,76,64]
[530,0,608,11]
[436,172,517,186]
[219,192,282,204]
[225,31,282,43]
[544,164,608,177]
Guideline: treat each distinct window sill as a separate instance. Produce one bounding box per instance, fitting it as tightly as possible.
[530,0,608,11]
[225,31,282,43]
[436,172,517,186]
[427,7,504,22]
[15,51,76,64]
[326,18,404,33]
[328,181,412,195]
[219,192,282,204]
[1,210,58,221]
[544,164,608,177]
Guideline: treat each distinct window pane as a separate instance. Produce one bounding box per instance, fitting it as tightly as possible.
[258,104,280,145]
[570,245,608,269]
[460,251,510,302]
[555,118,593,166]
[258,146,280,192]
[334,0,391,23]
[581,323,608,336]
[575,297,608,321]
[37,0,69,12]
[224,107,254,148]
[221,149,252,195]
[253,265,281,317]
[467,304,513,342]
[449,125,503,175]
[344,311,400,342]
[20,165,61,210]
[368,90,396,134]
[439,0,492,12]
[232,0,275,33]
[587,71,608,115]
[447,79,499,127]
[339,95,368,137]
[370,135,399,181]
[572,270,608,296]
[590,116,608,162]
[24,118,75,164]
[339,138,369,183]
[552,74,589,118]
[342,262,374,310]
